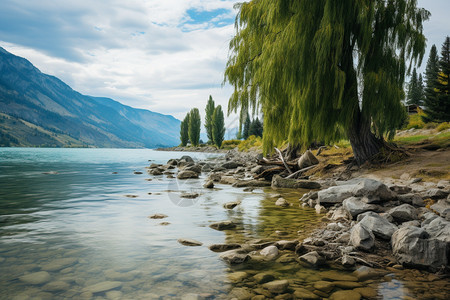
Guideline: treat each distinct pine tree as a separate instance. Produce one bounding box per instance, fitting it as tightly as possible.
[212,105,225,148]
[204,95,215,143]
[423,45,440,122]
[435,36,450,121]
[224,1,429,164]
[180,113,190,146]
[242,113,250,140]
[188,108,201,146]
[249,117,263,138]
[407,68,422,106]
[418,74,425,106]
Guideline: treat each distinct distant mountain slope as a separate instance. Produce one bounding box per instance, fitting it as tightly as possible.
[0,47,180,148]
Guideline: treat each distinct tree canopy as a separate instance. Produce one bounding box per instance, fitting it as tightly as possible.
[225,0,429,164]
[180,113,190,146]
[407,68,424,106]
[188,108,201,146]
[205,95,215,143]
[212,105,225,148]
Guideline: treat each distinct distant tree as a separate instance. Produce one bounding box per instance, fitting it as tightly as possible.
[212,105,225,148]
[180,113,190,146]
[242,113,250,140]
[204,95,215,143]
[249,117,263,138]
[418,74,425,105]
[188,108,201,146]
[435,36,450,121]
[407,68,423,106]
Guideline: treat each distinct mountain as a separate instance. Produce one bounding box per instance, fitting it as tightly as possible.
[0,47,180,148]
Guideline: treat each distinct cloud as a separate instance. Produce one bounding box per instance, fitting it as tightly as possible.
[0,0,238,126]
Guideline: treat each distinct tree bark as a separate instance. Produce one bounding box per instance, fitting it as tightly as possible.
[347,111,384,165]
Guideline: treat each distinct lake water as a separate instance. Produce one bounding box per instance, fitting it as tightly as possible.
[0,148,448,299]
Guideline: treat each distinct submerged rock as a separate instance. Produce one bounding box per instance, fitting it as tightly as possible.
[177,238,203,246]
[219,249,249,265]
[83,281,122,293]
[208,243,241,252]
[299,251,326,267]
[209,220,236,230]
[260,245,279,260]
[329,290,361,300]
[19,271,51,285]
[275,198,290,207]
[177,171,199,179]
[148,213,168,219]
[263,279,289,294]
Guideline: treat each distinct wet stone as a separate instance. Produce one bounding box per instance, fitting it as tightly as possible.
[19,271,51,285]
[313,281,335,293]
[319,271,358,282]
[177,238,203,246]
[106,290,123,299]
[293,288,320,299]
[333,281,362,289]
[353,287,378,298]
[42,281,71,291]
[329,290,361,300]
[83,281,122,293]
[208,243,241,252]
[263,279,289,294]
[253,273,276,284]
[209,220,236,230]
[228,271,249,282]
[41,257,78,271]
[148,213,168,219]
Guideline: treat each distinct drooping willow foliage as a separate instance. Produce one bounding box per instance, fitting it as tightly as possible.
[225,0,429,156]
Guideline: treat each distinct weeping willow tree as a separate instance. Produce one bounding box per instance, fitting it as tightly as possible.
[224,0,429,164]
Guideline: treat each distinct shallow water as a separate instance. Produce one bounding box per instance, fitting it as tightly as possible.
[0,148,448,299]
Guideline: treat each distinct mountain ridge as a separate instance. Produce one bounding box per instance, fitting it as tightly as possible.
[0,47,180,148]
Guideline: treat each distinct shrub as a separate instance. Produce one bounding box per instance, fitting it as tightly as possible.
[221,139,242,149]
[436,122,450,132]
[424,122,438,129]
[238,135,263,152]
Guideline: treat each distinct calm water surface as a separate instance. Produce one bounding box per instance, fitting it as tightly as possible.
[0,148,448,299]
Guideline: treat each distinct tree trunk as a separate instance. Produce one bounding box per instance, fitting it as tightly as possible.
[347,111,384,165]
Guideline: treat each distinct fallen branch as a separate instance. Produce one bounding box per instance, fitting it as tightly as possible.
[275,147,292,174]
[285,165,316,178]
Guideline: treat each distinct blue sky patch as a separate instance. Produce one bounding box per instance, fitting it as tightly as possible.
[183,8,234,29]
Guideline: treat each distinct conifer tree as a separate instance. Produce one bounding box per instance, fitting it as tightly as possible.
[204,95,215,143]
[242,113,250,140]
[435,36,450,121]
[225,0,429,164]
[407,68,422,106]
[249,118,263,138]
[180,113,190,146]
[423,45,440,122]
[418,74,425,105]
[212,105,225,148]
[188,108,201,146]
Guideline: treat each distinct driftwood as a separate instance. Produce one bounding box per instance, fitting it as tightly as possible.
[254,166,285,180]
[285,165,316,179]
[275,147,293,174]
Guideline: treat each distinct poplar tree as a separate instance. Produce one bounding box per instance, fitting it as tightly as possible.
[225,0,429,164]
[423,45,440,122]
[212,105,225,148]
[204,95,215,143]
[180,113,190,146]
[188,108,201,146]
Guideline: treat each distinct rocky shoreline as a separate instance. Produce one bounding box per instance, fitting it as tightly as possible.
[156,145,228,153]
[147,149,450,299]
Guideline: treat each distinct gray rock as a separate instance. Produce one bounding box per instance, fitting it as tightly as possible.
[350,223,375,251]
[263,279,289,294]
[180,192,199,199]
[299,191,318,202]
[431,199,450,220]
[209,220,236,230]
[342,255,356,267]
[208,243,241,252]
[397,193,425,207]
[184,164,202,174]
[318,185,355,204]
[177,170,199,179]
[221,161,242,169]
[315,204,326,214]
[148,213,168,219]
[275,240,298,250]
[260,245,279,260]
[298,150,319,169]
[83,281,122,293]
[331,207,351,221]
[219,175,238,185]
[223,201,240,209]
[422,217,450,245]
[437,180,450,189]
[299,251,326,267]
[203,180,214,189]
[390,185,412,195]
[392,226,447,271]
[343,197,378,218]
[19,271,51,285]
[399,220,420,228]
[358,214,398,240]
[219,249,249,265]
[232,180,271,188]
[177,238,203,246]
[387,204,418,222]
[42,281,71,292]
[271,175,321,189]
[424,188,449,200]
[275,198,290,207]
[180,155,194,163]
[201,164,212,172]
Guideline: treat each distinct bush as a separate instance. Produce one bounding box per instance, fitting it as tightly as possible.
[221,139,242,149]
[405,113,425,129]
[424,122,438,129]
[238,135,263,152]
[436,122,450,132]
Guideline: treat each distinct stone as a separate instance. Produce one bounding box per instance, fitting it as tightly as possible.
[387,204,418,222]
[228,271,249,282]
[220,175,238,185]
[299,251,326,267]
[358,214,398,240]
[104,270,137,281]
[437,180,450,189]
[333,281,362,289]
[422,217,450,246]
[42,281,71,291]
[223,201,240,209]
[318,185,355,204]
[391,226,447,271]
[298,150,319,169]
[263,280,289,294]
[313,281,335,293]
[19,271,51,285]
[180,192,199,199]
[326,222,344,231]
[353,287,378,298]
[253,273,276,284]
[148,213,168,219]
[167,159,178,166]
[315,204,326,214]
[106,291,123,300]
[177,238,203,246]
[260,245,279,260]
[352,266,385,281]
[319,270,358,282]
[293,288,320,299]
[399,220,420,228]
[343,197,378,218]
[390,185,412,195]
[219,249,249,265]
[209,220,236,230]
[341,255,356,267]
[180,155,194,163]
[275,240,298,251]
[233,180,271,188]
[184,164,202,174]
[41,257,78,271]
[203,180,214,189]
[177,170,199,179]
[424,188,449,200]
[221,161,242,169]
[431,199,450,220]
[208,243,241,252]
[275,198,290,207]
[229,288,254,300]
[397,193,425,207]
[271,175,321,189]
[201,164,212,172]
[83,281,122,293]
[350,223,375,251]
[331,207,351,221]
[329,290,361,300]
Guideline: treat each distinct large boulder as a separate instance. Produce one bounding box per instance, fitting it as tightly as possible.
[422,216,450,245]
[350,223,375,251]
[391,226,448,271]
[342,197,378,218]
[184,164,202,174]
[397,193,425,207]
[386,204,418,223]
[299,251,326,267]
[180,155,194,163]
[358,214,398,240]
[318,185,355,205]
[298,150,319,169]
[431,199,450,220]
[177,170,199,179]
[271,175,321,189]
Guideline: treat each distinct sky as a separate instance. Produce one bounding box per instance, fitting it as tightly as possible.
[0,0,449,128]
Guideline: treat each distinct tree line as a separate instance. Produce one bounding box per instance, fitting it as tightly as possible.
[179,95,225,148]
